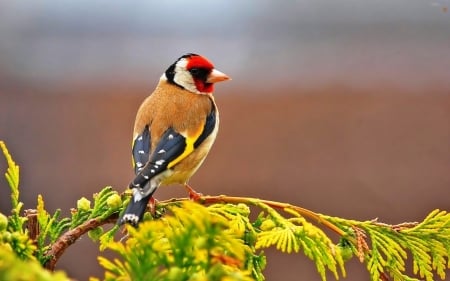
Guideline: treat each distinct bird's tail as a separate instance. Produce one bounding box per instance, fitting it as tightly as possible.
[118,194,152,226]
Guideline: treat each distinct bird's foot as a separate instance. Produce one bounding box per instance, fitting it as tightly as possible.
[148,196,159,216]
[184,184,203,201]
[149,197,166,219]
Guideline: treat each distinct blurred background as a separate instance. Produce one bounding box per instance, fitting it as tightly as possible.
[1,1,449,280]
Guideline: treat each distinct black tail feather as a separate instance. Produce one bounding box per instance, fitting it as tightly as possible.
[118,194,152,226]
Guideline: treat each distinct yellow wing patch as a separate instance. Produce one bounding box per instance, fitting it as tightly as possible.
[167,120,205,169]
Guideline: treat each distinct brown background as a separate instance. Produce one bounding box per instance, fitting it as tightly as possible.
[1,1,449,280]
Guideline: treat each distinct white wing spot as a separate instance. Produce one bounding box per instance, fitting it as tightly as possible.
[168,134,174,140]
[143,175,149,179]
[154,165,159,169]
[138,150,145,154]
[158,149,166,154]
[155,160,165,165]
[136,162,143,167]
[137,136,143,141]
[150,169,155,173]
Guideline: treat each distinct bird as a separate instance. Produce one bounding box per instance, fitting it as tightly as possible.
[118,53,231,226]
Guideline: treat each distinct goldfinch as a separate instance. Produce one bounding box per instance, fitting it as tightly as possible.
[119,53,230,226]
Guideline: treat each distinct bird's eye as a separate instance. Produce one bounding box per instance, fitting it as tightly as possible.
[189,68,209,81]
[189,68,200,75]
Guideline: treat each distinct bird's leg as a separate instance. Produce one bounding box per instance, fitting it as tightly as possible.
[184,184,203,201]
[148,196,158,216]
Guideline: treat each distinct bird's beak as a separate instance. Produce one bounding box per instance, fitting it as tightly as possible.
[207,69,231,83]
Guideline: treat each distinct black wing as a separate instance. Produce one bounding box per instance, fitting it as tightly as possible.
[194,105,216,148]
[129,127,186,188]
[132,125,151,175]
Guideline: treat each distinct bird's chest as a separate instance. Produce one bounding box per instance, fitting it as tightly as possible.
[161,112,219,185]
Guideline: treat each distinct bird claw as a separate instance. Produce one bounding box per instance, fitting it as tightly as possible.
[184,184,203,201]
[148,196,159,216]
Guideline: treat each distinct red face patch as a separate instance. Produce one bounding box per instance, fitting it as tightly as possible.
[194,80,214,93]
[186,55,214,71]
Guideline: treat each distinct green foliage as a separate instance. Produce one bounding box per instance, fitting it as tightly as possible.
[29,184,121,265]
[96,200,346,281]
[208,203,266,281]
[71,188,122,229]
[96,198,450,281]
[35,195,71,264]
[0,245,69,281]
[326,210,450,281]
[1,142,24,232]
[254,203,345,280]
[0,141,36,260]
[94,202,260,281]
[36,186,122,264]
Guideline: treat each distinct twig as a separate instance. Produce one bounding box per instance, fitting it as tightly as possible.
[372,221,419,232]
[43,214,118,271]
[380,272,390,281]
[25,209,39,244]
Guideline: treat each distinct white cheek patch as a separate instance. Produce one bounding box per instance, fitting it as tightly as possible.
[173,58,199,94]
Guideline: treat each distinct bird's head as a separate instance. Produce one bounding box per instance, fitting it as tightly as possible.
[163,53,231,94]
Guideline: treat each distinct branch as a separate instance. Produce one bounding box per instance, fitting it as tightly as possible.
[43,214,118,271]
[164,195,347,237]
